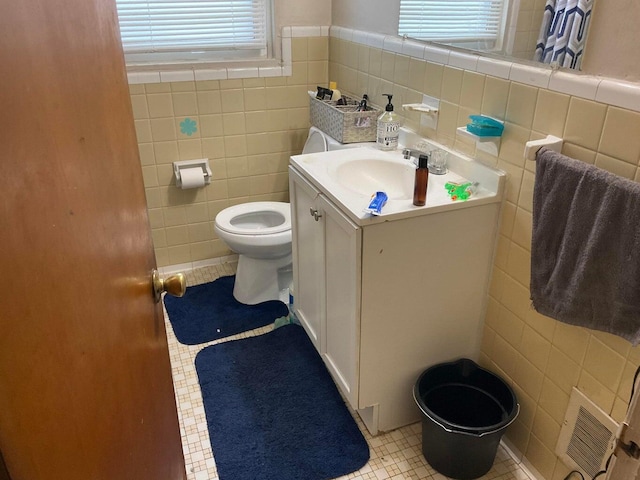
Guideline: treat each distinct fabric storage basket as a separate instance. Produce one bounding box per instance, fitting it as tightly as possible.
[309,94,380,144]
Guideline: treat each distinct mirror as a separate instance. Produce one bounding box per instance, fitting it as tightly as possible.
[400,0,594,72]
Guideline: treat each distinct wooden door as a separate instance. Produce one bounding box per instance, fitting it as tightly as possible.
[0,1,186,479]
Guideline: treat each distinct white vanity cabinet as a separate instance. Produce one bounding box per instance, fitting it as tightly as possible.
[289,169,325,351]
[289,145,505,435]
[289,168,361,408]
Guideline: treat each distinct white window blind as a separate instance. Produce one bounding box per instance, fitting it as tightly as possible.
[115,0,268,61]
[398,0,506,46]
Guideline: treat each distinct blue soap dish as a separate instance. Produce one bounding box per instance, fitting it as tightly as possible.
[466,115,504,137]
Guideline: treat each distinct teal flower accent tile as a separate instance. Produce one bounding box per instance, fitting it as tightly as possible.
[180,118,198,136]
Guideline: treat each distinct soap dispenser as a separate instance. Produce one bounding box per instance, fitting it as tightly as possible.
[376,94,401,151]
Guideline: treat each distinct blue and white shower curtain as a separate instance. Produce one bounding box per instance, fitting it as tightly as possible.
[534,0,593,70]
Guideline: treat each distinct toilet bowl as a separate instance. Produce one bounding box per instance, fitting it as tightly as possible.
[214,202,292,305]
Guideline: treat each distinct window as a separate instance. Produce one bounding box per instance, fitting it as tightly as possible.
[398,0,507,51]
[115,0,271,66]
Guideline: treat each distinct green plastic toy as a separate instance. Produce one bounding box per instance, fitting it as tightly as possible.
[445,181,476,201]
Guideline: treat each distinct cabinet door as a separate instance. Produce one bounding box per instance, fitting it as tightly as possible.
[289,167,325,351]
[319,195,362,409]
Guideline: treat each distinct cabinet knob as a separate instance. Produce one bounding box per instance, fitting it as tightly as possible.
[309,207,322,221]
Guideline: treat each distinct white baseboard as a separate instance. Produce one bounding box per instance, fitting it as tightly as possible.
[159,254,238,276]
[501,437,545,480]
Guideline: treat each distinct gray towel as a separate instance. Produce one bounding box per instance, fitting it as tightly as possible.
[531,148,640,345]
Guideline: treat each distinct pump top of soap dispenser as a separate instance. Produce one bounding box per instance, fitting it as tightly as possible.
[383,94,394,111]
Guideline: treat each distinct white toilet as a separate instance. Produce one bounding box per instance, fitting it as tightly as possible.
[214,128,370,305]
[214,202,292,305]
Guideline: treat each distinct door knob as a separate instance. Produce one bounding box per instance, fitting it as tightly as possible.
[152,269,186,303]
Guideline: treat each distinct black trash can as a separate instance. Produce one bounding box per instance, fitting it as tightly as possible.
[413,358,519,480]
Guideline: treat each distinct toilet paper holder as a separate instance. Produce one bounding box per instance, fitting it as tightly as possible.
[173,159,212,188]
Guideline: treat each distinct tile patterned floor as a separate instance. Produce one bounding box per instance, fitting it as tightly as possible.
[163,264,533,480]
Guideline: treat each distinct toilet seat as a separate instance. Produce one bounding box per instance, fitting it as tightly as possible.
[215,202,291,236]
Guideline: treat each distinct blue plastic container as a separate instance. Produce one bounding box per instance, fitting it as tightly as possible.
[466,115,504,137]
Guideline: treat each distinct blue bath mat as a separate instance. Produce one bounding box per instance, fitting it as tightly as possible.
[163,275,288,345]
[195,324,370,480]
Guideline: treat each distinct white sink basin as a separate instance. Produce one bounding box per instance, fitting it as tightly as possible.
[290,131,506,226]
[330,158,416,200]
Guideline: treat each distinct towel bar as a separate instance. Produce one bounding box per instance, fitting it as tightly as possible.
[524,135,563,161]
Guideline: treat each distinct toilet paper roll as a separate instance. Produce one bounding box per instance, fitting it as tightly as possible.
[179,167,206,189]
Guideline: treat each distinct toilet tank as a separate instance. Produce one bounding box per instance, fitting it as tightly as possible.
[301,126,375,155]
[301,126,328,154]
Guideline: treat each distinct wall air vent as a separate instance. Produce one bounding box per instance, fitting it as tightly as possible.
[555,388,619,479]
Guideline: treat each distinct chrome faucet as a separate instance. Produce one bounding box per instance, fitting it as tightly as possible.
[402,147,448,174]
[402,148,430,165]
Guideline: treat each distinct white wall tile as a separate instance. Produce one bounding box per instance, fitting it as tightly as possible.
[282,36,292,64]
[160,70,195,82]
[259,66,283,77]
[291,26,322,38]
[227,68,259,79]
[329,25,342,38]
[191,254,237,270]
[423,45,450,65]
[160,261,193,276]
[339,27,354,41]
[128,71,161,84]
[509,64,551,89]
[383,35,404,54]
[366,32,385,49]
[477,57,512,79]
[548,71,600,100]
[596,79,640,111]
[127,24,640,114]
[194,69,227,81]
[448,51,479,71]
[352,30,368,45]
[401,39,426,59]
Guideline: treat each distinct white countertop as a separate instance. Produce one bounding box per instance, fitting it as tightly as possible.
[290,141,506,227]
